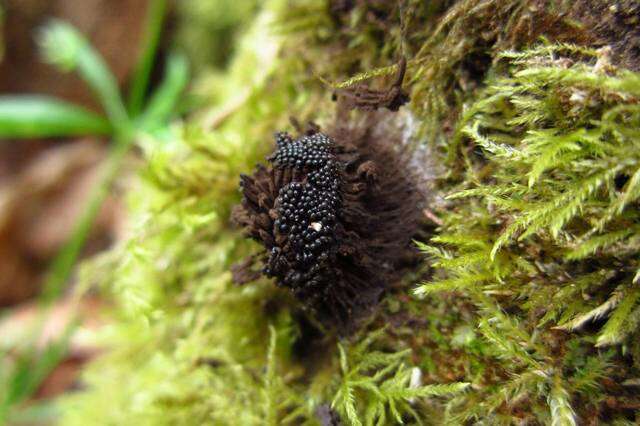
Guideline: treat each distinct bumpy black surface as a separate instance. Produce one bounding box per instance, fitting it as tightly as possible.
[266,133,341,293]
[233,126,423,329]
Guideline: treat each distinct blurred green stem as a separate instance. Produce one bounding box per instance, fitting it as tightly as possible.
[128,0,168,116]
[0,320,75,423]
[40,133,134,305]
[139,54,189,129]
[75,44,130,131]
[0,96,111,139]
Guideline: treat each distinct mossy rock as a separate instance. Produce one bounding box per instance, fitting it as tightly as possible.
[60,1,640,425]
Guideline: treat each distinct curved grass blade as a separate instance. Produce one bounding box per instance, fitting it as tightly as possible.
[139,53,189,130]
[38,20,130,133]
[40,136,132,305]
[0,96,111,139]
[128,0,169,116]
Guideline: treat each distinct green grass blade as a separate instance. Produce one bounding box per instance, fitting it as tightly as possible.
[128,0,169,116]
[139,54,189,130]
[0,321,74,424]
[39,137,132,305]
[39,20,131,133]
[0,96,111,139]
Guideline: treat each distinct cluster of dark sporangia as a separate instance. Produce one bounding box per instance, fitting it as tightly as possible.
[267,132,341,286]
[232,126,422,327]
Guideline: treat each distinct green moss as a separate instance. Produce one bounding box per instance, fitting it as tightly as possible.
[60,1,640,425]
[415,44,640,423]
[174,0,261,72]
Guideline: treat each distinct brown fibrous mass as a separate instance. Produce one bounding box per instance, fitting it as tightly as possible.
[232,117,423,329]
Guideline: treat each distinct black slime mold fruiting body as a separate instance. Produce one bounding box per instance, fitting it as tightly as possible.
[233,125,423,328]
[267,133,341,296]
